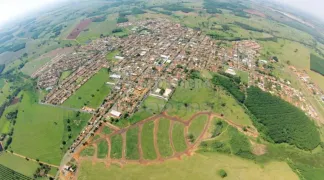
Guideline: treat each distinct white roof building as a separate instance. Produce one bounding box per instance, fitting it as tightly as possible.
[110,74,121,79]
[115,56,124,60]
[163,88,172,97]
[225,68,236,76]
[110,110,122,118]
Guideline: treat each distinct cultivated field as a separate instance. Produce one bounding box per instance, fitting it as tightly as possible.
[67,19,92,39]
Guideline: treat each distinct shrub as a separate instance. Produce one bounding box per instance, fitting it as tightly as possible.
[218,169,227,178]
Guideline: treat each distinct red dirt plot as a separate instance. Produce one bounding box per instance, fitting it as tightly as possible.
[67,19,92,39]
[244,9,266,18]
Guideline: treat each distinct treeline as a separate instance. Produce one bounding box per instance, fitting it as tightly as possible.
[92,16,106,22]
[212,73,245,103]
[207,32,249,41]
[0,43,26,54]
[162,5,194,13]
[234,22,264,32]
[245,86,320,150]
[0,34,14,44]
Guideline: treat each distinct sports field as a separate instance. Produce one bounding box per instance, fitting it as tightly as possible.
[63,68,111,109]
[78,152,298,180]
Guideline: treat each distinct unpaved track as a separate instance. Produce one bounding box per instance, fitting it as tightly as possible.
[6,151,59,168]
[74,111,259,168]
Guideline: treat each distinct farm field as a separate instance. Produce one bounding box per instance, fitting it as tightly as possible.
[157,118,173,157]
[63,68,111,109]
[0,164,32,180]
[0,103,19,134]
[9,91,91,165]
[67,19,92,39]
[0,152,39,177]
[21,57,51,76]
[80,146,95,157]
[141,121,156,160]
[78,152,298,180]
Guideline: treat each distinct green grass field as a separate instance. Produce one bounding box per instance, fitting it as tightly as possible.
[0,103,19,134]
[0,82,12,105]
[106,50,120,62]
[63,68,111,109]
[110,134,123,159]
[102,126,112,135]
[97,140,109,159]
[157,118,173,157]
[310,53,324,76]
[166,79,252,126]
[0,152,39,177]
[80,146,95,157]
[59,70,72,83]
[9,90,90,165]
[188,115,208,141]
[172,122,187,152]
[21,58,51,76]
[141,121,156,160]
[78,152,298,180]
[126,127,140,160]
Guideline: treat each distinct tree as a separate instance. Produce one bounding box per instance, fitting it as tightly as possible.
[218,169,227,178]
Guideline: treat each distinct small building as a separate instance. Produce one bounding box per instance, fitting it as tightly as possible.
[225,68,236,76]
[259,60,268,64]
[155,88,161,94]
[321,96,324,102]
[115,56,124,60]
[110,110,122,118]
[110,74,121,79]
[163,88,172,97]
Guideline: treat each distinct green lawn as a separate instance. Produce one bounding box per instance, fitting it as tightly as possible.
[0,103,19,134]
[172,122,187,152]
[80,146,95,157]
[236,70,249,84]
[97,140,109,159]
[110,134,123,159]
[157,118,173,157]
[63,68,111,109]
[78,152,298,180]
[126,127,140,160]
[141,121,156,160]
[0,152,40,177]
[106,50,120,62]
[188,115,208,141]
[9,90,90,165]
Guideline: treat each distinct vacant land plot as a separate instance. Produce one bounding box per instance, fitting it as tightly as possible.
[102,126,112,135]
[63,68,111,109]
[310,53,324,76]
[59,70,72,83]
[67,19,92,39]
[110,134,123,159]
[80,146,95,157]
[126,127,140,160]
[0,152,39,177]
[21,58,51,76]
[141,121,156,160]
[106,50,120,62]
[172,122,187,152]
[157,118,173,157]
[78,152,298,180]
[188,115,208,141]
[10,91,90,165]
[97,140,109,159]
[166,79,252,126]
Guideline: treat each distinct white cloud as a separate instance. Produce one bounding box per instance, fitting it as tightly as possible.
[0,0,60,25]
[273,0,324,19]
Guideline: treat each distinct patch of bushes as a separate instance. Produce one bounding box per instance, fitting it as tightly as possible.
[218,169,227,178]
[92,16,106,22]
[112,28,123,33]
[245,86,320,150]
[234,22,263,32]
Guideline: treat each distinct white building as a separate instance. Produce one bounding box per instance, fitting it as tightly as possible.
[110,74,121,79]
[225,68,236,76]
[115,56,124,60]
[163,88,172,97]
[110,110,122,118]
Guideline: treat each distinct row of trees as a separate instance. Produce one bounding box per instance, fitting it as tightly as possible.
[245,87,320,150]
